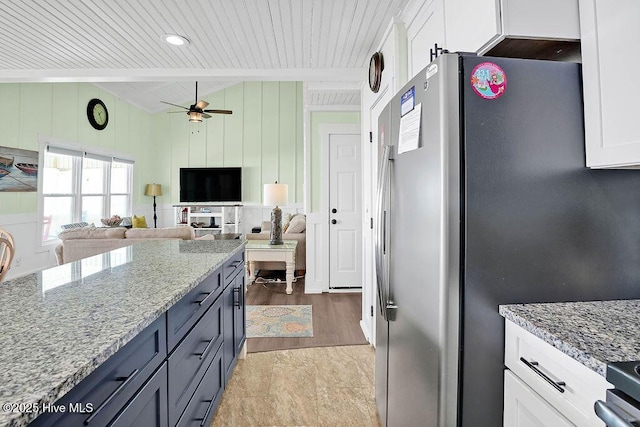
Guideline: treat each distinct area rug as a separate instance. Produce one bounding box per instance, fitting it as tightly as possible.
[246,305,313,338]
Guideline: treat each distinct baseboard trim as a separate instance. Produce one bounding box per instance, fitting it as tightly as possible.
[360,319,372,344]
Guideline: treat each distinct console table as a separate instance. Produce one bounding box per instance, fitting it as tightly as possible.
[245,240,297,294]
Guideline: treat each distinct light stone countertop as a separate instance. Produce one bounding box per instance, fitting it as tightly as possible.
[500,300,640,377]
[0,239,245,427]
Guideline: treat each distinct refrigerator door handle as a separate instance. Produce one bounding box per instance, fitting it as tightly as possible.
[375,145,391,321]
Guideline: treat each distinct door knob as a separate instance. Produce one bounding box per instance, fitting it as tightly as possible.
[331,219,337,225]
[331,208,337,213]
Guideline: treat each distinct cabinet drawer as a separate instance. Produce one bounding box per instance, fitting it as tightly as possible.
[504,369,573,427]
[168,297,223,426]
[223,250,244,285]
[167,268,222,351]
[109,363,168,427]
[175,346,224,427]
[31,315,167,427]
[505,320,611,427]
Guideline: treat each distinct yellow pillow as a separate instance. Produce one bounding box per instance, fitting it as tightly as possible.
[132,215,148,228]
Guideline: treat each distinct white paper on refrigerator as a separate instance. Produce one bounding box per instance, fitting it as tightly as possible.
[398,103,421,154]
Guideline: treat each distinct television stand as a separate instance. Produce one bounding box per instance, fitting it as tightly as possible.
[173,204,242,235]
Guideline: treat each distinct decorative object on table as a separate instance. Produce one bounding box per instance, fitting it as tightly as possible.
[100,215,122,227]
[144,183,162,228]
[132,215,148,228]
[263,182,288,245]
[246,305,313,338]
[0,146,38,192]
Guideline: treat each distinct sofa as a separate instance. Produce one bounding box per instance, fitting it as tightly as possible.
[245,215,306,273]
[55,226,195,264]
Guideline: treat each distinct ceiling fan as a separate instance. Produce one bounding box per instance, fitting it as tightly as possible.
[161,82,232,122]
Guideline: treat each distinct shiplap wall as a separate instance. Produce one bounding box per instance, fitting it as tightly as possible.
[158,82,304,205]
[0,82,155,215]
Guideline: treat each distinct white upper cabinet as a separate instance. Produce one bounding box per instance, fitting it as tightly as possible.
[403,0,446,78]
[580,0,640,168]
[444,0,580,54]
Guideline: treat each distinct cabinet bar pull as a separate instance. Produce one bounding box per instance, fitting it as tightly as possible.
[199,398,216,426]
[519,357,566,393]
[197,338,216,360]
[196,290,214,307]
[233,287,241,308]
[84,368,139,425]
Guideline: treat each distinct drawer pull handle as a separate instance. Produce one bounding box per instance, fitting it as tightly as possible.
[196,291,215,307]
[233,287,241,308]
[84,368,139,425]
[519,357,566,393]
[197,338,216,360]
[199,398,216,426]
[594,400,639,427]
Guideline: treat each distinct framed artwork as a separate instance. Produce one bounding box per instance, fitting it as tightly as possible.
[0,146,38,192]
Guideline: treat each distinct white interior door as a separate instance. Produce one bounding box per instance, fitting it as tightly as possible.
[329,133,362,288]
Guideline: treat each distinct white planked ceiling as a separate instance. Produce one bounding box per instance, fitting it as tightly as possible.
[0,0,409,112]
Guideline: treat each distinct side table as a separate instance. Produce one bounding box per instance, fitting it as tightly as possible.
[244,240,298,294]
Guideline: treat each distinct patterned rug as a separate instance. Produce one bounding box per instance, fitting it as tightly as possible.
[246,305,313,338]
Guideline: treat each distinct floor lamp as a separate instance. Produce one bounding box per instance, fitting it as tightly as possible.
[264,182,288,245]
[144,183,162,228]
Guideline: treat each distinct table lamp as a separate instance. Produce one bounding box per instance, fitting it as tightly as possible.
[144,183,162,228]
[264,182,288,245]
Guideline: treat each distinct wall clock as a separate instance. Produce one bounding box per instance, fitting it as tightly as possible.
[369,52,384,93]
[87,98,109,130]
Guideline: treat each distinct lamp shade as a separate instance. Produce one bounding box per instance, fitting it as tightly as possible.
[144,183,162,197]
[263,183,288,206]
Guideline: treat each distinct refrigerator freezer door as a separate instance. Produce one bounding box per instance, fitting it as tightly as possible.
[385,54,461,427]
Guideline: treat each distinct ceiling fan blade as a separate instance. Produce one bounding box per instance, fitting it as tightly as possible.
[202,113,212,119]
[203,109,233,115]
[167,111,190,114]
[195,100,209,110]
[160,101,188,109]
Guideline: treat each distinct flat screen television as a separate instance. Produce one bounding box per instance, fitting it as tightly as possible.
[179,167,242,202]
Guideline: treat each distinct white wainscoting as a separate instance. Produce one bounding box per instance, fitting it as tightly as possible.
[305,212,327,294]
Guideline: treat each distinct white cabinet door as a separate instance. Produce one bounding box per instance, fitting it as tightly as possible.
[504,370,575,427]
[580,0,640,168]
[405,0,446,77]
[444,0,501,54]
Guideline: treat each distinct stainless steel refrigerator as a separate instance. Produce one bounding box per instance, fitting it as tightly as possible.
[375,53,640,426]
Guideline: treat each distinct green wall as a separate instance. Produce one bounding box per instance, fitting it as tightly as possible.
[309,111,361,212]
[155,81,303,205]
[0,82,155,215]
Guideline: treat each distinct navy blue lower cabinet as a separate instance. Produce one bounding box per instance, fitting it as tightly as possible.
[168,297,223,426]
[223,270,246,384]
[234,273,246,358]
[175,346,224,427]
[109,363,168,427]
[30,315,167,427]
[167,269,223,351]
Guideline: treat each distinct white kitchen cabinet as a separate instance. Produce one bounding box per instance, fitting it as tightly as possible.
[504,320,610,427]
[444,0,580,55]
[504,370,574,427]
[403,0,446,78]
[580,0,640,168]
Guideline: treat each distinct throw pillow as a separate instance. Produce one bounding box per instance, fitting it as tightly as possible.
[282,213,293,233]
[132,215,148,228]
[285,214,306,233]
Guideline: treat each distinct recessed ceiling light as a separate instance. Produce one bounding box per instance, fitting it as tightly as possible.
[164,34,190,46]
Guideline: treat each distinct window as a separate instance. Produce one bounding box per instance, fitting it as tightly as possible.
[42,145,134,242]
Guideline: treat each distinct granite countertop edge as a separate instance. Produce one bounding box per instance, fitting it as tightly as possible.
[499,304,607,377]
[6,241,246,427]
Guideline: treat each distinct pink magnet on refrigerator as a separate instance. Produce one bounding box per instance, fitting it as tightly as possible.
[470,62,507,100]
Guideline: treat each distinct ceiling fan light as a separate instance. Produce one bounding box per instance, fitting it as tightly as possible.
[189,112,203,122]
[164,34,189,46]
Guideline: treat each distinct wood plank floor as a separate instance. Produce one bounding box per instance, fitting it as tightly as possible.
[245,273,368,353]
